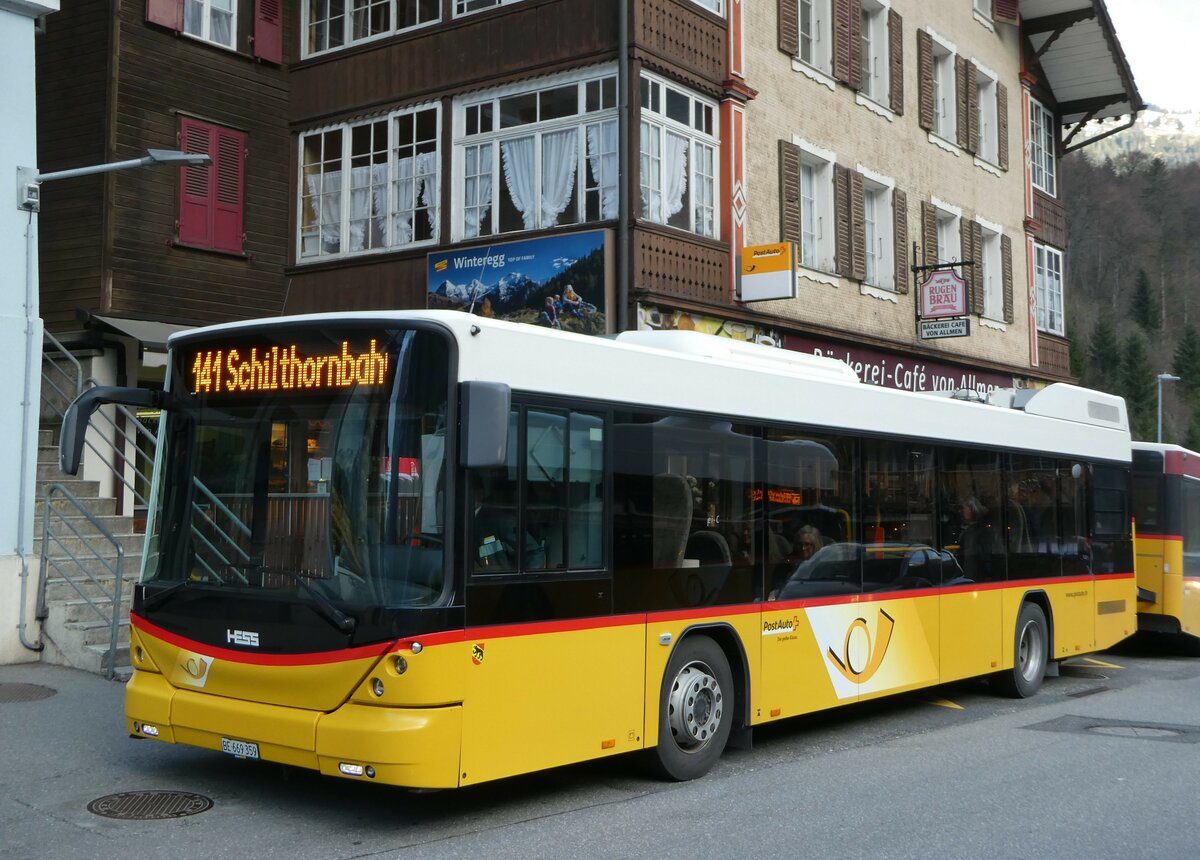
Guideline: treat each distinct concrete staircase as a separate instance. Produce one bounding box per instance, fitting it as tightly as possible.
[33,428,143,680]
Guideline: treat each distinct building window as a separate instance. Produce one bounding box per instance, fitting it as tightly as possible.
[178,118,245,254]
[798,0,832,72]
[932,39,956,141]
[1035,242,1064,335]
[797,145,835,271]
[640,72,718,238]
[862,179,894,289]
[304,0,440,57]
[455,69,618,240]
[976,70,998,164]
[859,1,888,104]
[1030,98,1057,196]
[935,206,961,265]
[974,0,992,18]
[689,0,723,13]
[455,0,525,16]
[980,225,1002,319]
[184,0,235,48]
[299,104,440,260]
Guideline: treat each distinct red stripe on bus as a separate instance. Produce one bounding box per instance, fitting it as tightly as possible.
[131,614,394,666]
[1136,533,1183,542]
[1164,449,1200,479]
[136,569,1137,660]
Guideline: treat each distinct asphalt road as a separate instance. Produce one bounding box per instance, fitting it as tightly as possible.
[2,635,1198,860]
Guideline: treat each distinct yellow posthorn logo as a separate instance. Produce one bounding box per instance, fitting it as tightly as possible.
[827,609,895,683]
[434,258,449,272]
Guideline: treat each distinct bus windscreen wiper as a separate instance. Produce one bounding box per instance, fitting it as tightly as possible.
[230,564,357,634]
[141,568,225,612]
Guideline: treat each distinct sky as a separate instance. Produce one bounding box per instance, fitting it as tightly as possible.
[1104,0,1200,112]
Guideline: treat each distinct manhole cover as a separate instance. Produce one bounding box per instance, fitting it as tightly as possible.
[1089,725,1181,739]
[87,790,214,820]
[0,683,56,703]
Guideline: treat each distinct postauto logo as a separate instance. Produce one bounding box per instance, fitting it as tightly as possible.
[805,604,936,699]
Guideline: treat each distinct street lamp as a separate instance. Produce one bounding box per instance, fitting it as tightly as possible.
[10,148,211,652]
[1157,372,1180,443]
[16,148,211,211]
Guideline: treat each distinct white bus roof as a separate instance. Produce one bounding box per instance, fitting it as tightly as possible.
[170,310,1131,463]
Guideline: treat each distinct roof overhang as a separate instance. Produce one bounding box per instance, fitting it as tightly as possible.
[1020,0,1144,147]
[87,314,194,352]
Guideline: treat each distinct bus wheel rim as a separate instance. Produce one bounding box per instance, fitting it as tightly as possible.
[667,661,723,751]
[1017,620,1044,682]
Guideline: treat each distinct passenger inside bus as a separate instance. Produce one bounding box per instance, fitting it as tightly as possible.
[469,471,545,570]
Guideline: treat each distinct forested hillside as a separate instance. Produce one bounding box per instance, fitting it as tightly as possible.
[1064,150,1200,444]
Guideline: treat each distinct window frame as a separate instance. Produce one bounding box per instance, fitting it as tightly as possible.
[639,71,719,239]
[303,0,442,59]
[975,67,999,164]
[931,37,957,142]
[859,0,889,105]
[183,0,237,50]
[798,0,833,74]
[861,171,895,290]
[297,102,441,262]
[796,140,836,273]
[978,221,1003,321]
[1034,242,1065,335]
[934,200,962,267]
[452,67,619,241]
[1030,98,1058,196]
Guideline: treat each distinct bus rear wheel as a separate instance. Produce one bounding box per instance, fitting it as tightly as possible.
[993,602,1049,698]
[649,636,733,781]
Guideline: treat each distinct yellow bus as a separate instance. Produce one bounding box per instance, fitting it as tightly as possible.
[1132,442,1200,653]
[61,311,1136,788]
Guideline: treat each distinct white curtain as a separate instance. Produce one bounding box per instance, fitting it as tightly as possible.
[417,151,439,240]
[664,132,689,221]
[464,145,492,239]
[304,171,342,253]
[586,121,619,220]
[501,136,537,231]
[540,129,578,227]
[348,164,387,252]
[392,156,418,246]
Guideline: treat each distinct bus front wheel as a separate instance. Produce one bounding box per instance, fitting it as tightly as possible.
[649,636,733,781]
[993,602,1049,698]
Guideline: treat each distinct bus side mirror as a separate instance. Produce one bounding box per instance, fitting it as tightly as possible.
[59,386,166,475]
[460,381,510,469]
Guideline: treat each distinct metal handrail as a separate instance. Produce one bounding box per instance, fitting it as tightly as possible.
[41,332,158,511]
[37,484,126,681]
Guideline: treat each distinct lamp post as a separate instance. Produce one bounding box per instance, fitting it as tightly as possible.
[8,148,211,653]
[1157,372,1180,443]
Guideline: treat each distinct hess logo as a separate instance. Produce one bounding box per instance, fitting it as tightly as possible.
[227,629,260,647]
[826,609,895,684]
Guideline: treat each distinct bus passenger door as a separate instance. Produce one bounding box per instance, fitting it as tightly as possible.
[460,407,644,787]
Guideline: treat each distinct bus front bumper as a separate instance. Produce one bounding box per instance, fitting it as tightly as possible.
[125,670,463,788]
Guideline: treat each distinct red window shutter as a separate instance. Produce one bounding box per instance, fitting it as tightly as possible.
[146,0,183,31]
[253,0,283,64]
[213,129,246,253]
[179,119,214,247]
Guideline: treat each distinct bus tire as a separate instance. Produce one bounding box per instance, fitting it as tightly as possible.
[993,602,1049,698]
[649,636,733,781]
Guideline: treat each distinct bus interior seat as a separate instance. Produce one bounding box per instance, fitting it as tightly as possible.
[1006,499,1032,552]
[686,530,731,566]
[652,473,693,568]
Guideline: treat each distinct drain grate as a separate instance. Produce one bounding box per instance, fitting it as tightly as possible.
[87,790,214,820]
[0,683,56,703]
[1089,725,1181,739]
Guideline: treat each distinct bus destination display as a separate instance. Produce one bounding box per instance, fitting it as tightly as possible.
[187,339,390,394]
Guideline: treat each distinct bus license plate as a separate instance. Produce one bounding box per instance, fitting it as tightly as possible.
[220,738,259,759]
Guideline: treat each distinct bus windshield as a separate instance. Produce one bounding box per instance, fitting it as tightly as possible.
[142,325,452,623]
